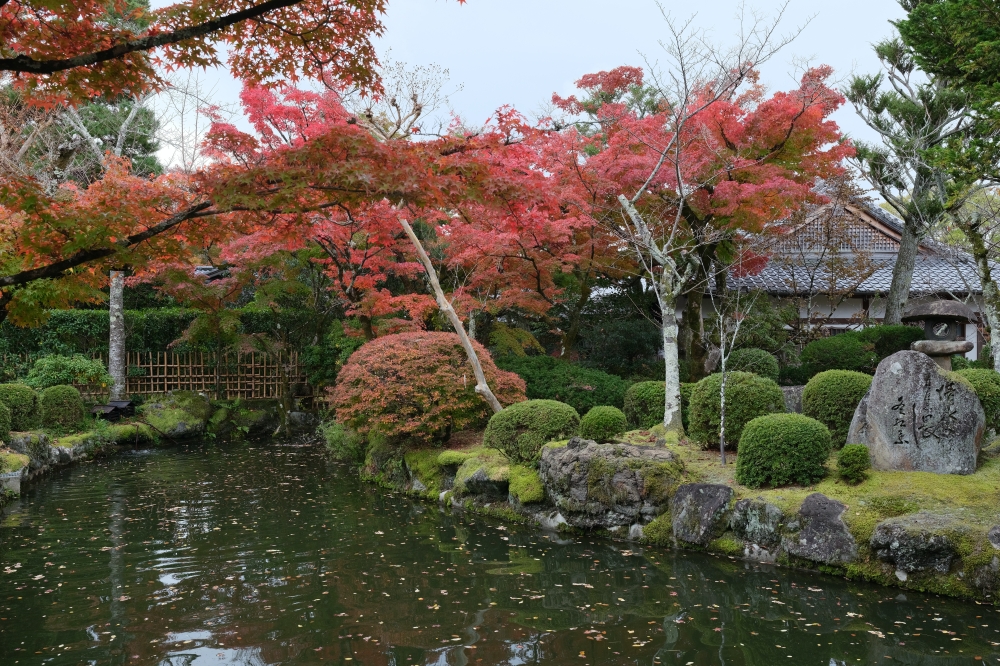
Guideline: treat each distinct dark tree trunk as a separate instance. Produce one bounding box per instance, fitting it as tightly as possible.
[883,222,921,325]
[684,283,708,381]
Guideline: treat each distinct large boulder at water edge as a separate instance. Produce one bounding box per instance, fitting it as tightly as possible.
[140,391,213,439]
[781,493,857,565]
[670,483,734,546]
[847,351,984,474]
[870,512,961,575]
[539,437,683,529]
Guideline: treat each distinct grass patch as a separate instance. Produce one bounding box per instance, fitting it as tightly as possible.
[0,450,28,474]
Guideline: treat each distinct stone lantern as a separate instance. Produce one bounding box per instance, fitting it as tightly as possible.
[901,299,976,370]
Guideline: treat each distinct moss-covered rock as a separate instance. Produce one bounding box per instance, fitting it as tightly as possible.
[0,450,29,474]
[453,449,511,498]
[140,391,212,439]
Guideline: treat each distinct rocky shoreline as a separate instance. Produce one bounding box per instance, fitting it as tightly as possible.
[395,435,1000,603]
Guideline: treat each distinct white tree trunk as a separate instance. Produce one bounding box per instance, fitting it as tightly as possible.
[654,275,684,433]
[399,220,503,414]
[109,271,126,401]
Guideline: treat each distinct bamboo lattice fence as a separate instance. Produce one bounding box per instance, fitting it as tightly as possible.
[1,352,311,401]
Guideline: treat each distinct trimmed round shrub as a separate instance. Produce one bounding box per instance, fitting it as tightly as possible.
[856,325,923,360]
[956,368,1000,432]
[802,370,873,447]
[332,332,526,446]
[39,385,86,431]
[0,402,10,442]
[688,372,785,450]
[838,443,871,485]
[624,381,664,429]
[494,355,629,414]
[800,334,879,377]
[679,382,695,431]
[579,406,628,442]
[735,413,831,488]
[483,399,580,463]
[728,348,779,382]
[0,383,39,431]
[24,354,112,390]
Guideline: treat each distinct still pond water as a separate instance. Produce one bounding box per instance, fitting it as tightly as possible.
[0,441,998,665]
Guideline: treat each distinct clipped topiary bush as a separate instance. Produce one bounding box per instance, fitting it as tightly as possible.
[802,370,872,447]
[579,406,628,442]
[25,354,112,390]
[624,381,663,429]
[688,372,785,450]
[483,399,580,463]
[800,334,879,378]
[494,355,629,414]
[39,385,86,431]
[332,332,526,446]
[0,401,10,442]
[735,413,831,488]
[728,348,780,382]
[838,443,871,485]
[956,368,1000,432]
[0,383,39,431]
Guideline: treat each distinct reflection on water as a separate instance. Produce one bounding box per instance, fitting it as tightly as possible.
[0,441,997,665]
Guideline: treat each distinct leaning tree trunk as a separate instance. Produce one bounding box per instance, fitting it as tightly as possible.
[399,219,503,414]
[883,222,921,325]
[108,271,126,401]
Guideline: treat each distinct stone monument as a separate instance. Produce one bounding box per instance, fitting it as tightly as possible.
[847,350,984,474]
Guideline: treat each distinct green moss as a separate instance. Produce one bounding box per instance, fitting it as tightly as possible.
[55,422,156,449]
[404,448,447,496]
[454,449,510,493]
[0,451,28,474]
[437,450,476,466]
[509,464,545,504]
[641,513,673,546]
[709,535,744,557]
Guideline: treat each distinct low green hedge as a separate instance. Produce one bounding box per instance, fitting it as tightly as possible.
[688,372,785,450]
[735,413,831,488]
[25,354,111,390]
[800,335,878,377]
[728,348,779,382]
[955,368,1000,432]
[483,399,580,463]
[838,443,871,485]
[0,384,39,431]
[495,355,629,415]
[802,370,872,447]
[39,385,86,431]
[0,402,10,442]
[579,406,628,442]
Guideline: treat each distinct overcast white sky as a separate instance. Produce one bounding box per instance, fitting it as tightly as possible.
[152,0,907,164]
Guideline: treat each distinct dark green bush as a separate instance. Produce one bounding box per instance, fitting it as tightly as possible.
[579,406,628,441]
[800,334,878,377]
[778,362,812,386]
[856,325,924,359]
[24,354,112,390]
[319,420,367,463]
[688,372,785,450]
[838,443,871,485]
[0,402,10,442]
[735,413,831,488]
[956,368,1000,432]
[0,384,39,431]
[727,348,779,382]
[680,382,695,432]
[39,385,86,431]
[302,322,366,390]
[802,370,872,447]
[483,399,580,463]
[624,381,663,429]
[495,355,629,415]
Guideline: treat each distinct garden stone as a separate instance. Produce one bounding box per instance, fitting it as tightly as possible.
[670,483,734,546]
[988,525,1000,550]
[141,391,212,439]
[870,512,958,574]
[781,386,804,413]
[461,468,509,499]
[730,498,783,549]
[539,437,683,529]
[782,493,857,565]
[847,350,984,474]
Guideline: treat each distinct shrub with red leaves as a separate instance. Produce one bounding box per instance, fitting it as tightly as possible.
[331,332,526,445]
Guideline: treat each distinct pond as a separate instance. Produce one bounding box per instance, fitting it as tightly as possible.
[0,441,997,665]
